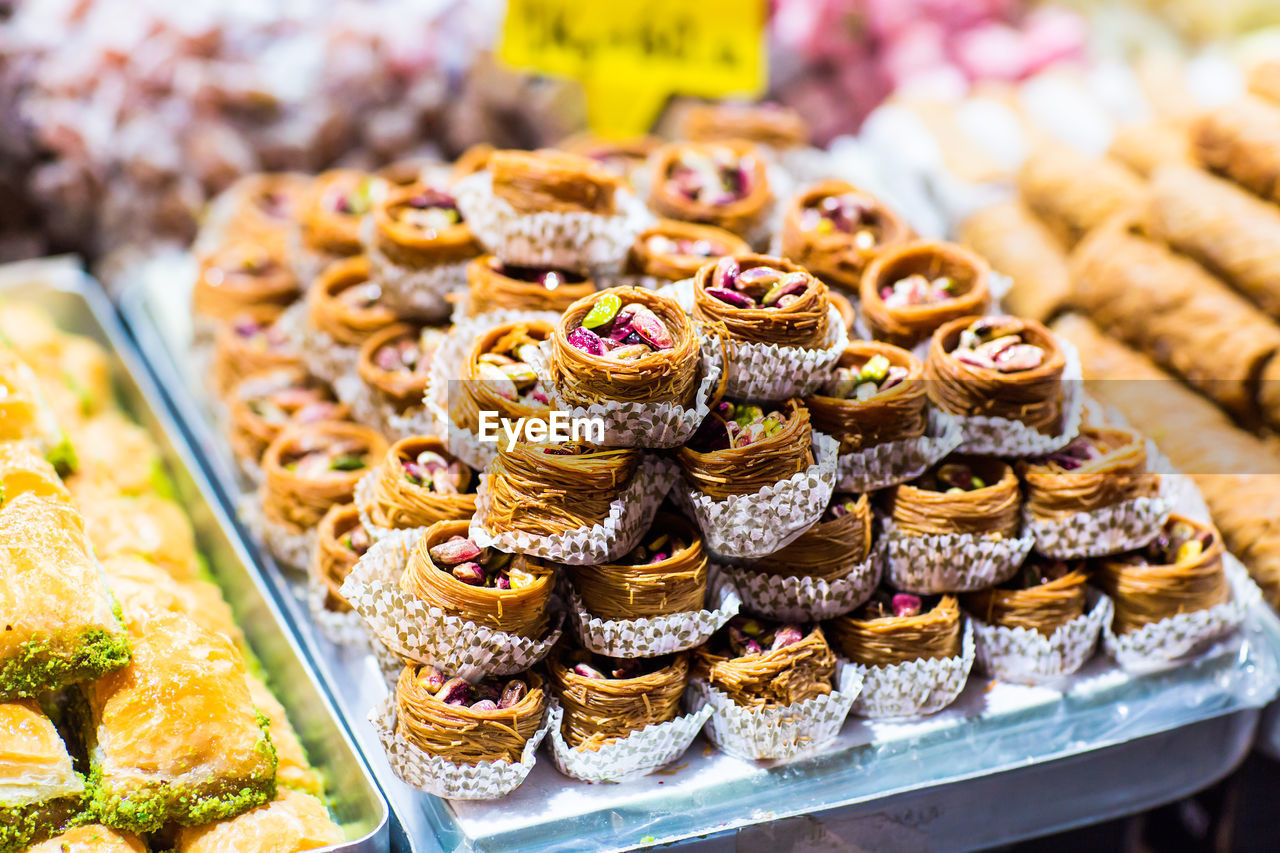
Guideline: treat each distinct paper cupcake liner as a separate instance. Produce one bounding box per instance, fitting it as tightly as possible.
[454,171,649,272]
[726,550,881,621]
[545,701,713,783]
[340,528,563,680]
[1103,559,1256,673]
[690,662,862,761]
[850,620,975,718]
[1026,487,1175,560]
[372,695,550,800]
[333,373,435,442]
[567,582,740,658]
[676,432,839,560]
[353,470,396,543]
[237,493,314,572]
[954,337,1083,457]
[713,305,848,402]
[973,594,1112,685]
[881,518,1035,594]
[286,231,343,290]
[287,323,360,387]
[424,308,563,471]
[237,454,264,489]
[371,634,408,690]
[835,409,964,493]
[469,454,677,565]
[307,568,373,649]
[365,233,467,320]
[539,334,725,449]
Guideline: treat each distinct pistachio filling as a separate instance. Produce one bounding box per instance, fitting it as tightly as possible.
[880,272,956,308]
[372,327,445,377]
[1124,520,1213,566]
[568,294,674,359]
[857,590,931,620]
[689,400,791,451]
[667,146,754,206]
[1038,436,1103,472]
[819,353,909,400]
[401,449,471,495]
[950,317,1045,373]
[645,233,725,259]
[488,258,586,290]
[917,462,988,494]
[618,527,688,566]
[704,257,808,310]
[721,615,807,657]
[800,192,879,249]
[394,187,462,233]
[341,524,371,557]
[473,325,551,405]
[428,534,537,589]
[231,317,291,352]
[282,437,371,476]
[327,175,385,217]
[335,280,384,312]
[244,379,341,426]
[823,493,861,522]
[414,666,531,710]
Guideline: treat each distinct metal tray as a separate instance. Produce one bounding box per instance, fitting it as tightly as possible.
[119,254,1280,853]
[0,257,389,852]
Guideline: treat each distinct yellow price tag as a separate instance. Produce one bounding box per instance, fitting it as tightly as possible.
[500,0,767,137]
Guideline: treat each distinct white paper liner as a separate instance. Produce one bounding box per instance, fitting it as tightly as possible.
[1102,559,1256,673]
[285,231,343,292]
[340,528,563,680]
[1026,483,1175,560]
[690,662,862,761]
[676,432,839,560]
[469,454,677,565]
[881,518,1035,594]
[711,305,848,402]
[973,594,1112,685]
[353,470,394,542]
[546,701,713,783]
[540,334,725,449]
[372,695,550,800]
[365,229,467,320]
[834,408,964,493]
[307,568,373,649]
[953,337,1083,457]
[726,550,881,621]
[274,300,360,386]
[372,635,408,690]
[335,374,435,442]
[567,582,740,658]
[424,308,563,471]
[454,171,650,271]
[850,620,975,718]
[238,492,314,572]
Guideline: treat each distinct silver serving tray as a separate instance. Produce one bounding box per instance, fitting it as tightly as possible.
[0,257,389,852]
[118,253,1280,853]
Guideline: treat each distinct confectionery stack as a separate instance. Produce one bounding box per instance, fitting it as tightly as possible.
[178,100,1251,801]
[0,303,343,852]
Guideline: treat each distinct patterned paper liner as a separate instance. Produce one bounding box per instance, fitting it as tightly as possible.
[567,582,740,658]
[676,432,839,560]
[371,634,408,690]
[424,308,562,471]
[689,662,862,761]
[275,300,360,386]
[972,594,1112,686]
[237,492,314,573]
[545,701,714,783]
[307,568,373,649]
[705,306,847,402]
[850,619,975,718]
[538,334,726,449]
[469,454,678,566]
[1102,560,1256,673]
[725,550,882,621]
[334,375,435,443]
[954,337,1083,457]
[454,171,650,272]
[340,528,563,680]
[353,470,396,543]
[1026,483,1175,560]
[364,225,466,320]
[834,409,964,493]
[881,518,1035,594]
[372,695,551,800]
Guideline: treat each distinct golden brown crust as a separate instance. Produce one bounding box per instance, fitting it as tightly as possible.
[549,652,688,748]
[193,241,300,324]
[1193,96,1280,205]
[175,790,344,853]
[860,241,990,348]
[566,514,708,619]
[0,698,81,801]
[956,200,1070,323]
[648,141,773,238]
[625,220,750,283]
[692,627,835,708]
[489,149,620,215]
[678,399,813,499]
[365,436,476,531]
[804,342,926,453]
[395,665,546,764]
[211,307,301,399]
[25,825,145,853]
[307,256,399,348]
[963,569,1088,636]
[1107,121,1192,178]
[261,421,387,532]
[227,368,349,468]
[830,596,962,666]
[77,492,200,581]
[1019,426,1160,521]
[1016,142,1144,246]
[451,320,556,434]
[889,456,1020,538]
[692,254,830,348]
[371,183,481,268]
[355,322,440,413]
[312,503,363,613]
[680,102,810,149]
[780,181,911,291]
[219,172,311,253]
[300,169,384,256]
[464,256,596,317]
[751,495,872,581]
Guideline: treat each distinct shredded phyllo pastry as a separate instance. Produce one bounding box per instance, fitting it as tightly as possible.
[306,255,397,347]
[194,241,299,324]
[367,436,476,530]
[889,456,1020,538]
[626,220,748,283]
[693,619,836,708]
[925,315,1066,434]
[566,513,707,619]
[781,181,910,290]
[489,149,620,215]
[679,102,810,150]
[395,665,547,764]
[830,592,962,667]
[356,322,446,412]
[400,520,554,638]
[680,399,813,498]
[964,556,1088,636]
[261,421,387,531]
[806,341,926,452]
[751,493,871,581]
[648,140,773,238]
[466,256,595,316]
[693,255,830,349]
[228,367,348,467]
[452,320,555,436]
[313,503,369,614]
[551,287,700,407]
[300,169,387,256]
[1094,515,1231,635]
[211,307,300,397]
[483,441,640,537]
[1019,426,1160,521]
[861,241,991,348]
[371,182,480,267]
[549,650,688,749]
[1193,96,1280,206]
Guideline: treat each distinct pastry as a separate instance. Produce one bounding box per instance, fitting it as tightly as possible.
[806,341,926,453]
[648,141,773,240]
[693,255,830,349]
[780,181,910,291]
[860,241,991,349]
[680,399,813,499]
[548,650,688,748]
[566,513,708,619]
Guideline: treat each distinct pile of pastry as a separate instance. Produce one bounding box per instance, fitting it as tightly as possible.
[0,304,342,852]
[184,103,1247,799]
